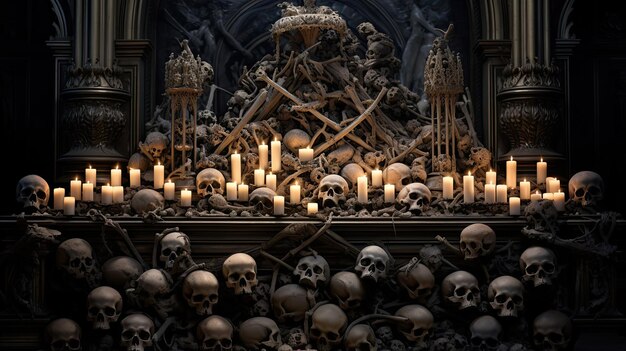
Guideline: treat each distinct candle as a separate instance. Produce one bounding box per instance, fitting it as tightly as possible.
[307,202,318,215]
[542,192,554,200]
[357,175,368,204]
[506,156,517,189]
[443,176,454,199]
[290,183,301,204]
[111,166,122,186]
[554,191,565,211]
[271,139,282,172]
[371,169,383,187]
[486,169,497,186]
[384,184,395,203]
[266,173,277,191]
[509,197,521,216]
[299,147,314,162]
[102,184,112,205]
[154,162,164,189]
[537,158,547,185]
[226,182,238,201]
[85,165,97,185]
[129,168,141,188]
[545,177,556,193]
[53,188,65,210]
[70,178,82,201]
[82,182,94,202]
[231,152,241,184]
[254,169,265,186]
[181,189,192,206]
[63,197,75,215]
[274,195,285,215]
[485,182,496,204]
[531,190,542,202]
[238,183,249,202]
[496,184,508,203]
[112,186,124,203]
[259,142,269,170]
[164,180,176,201]
[520,179,531,200]
[463,172,474,203]
[548,178,560,195]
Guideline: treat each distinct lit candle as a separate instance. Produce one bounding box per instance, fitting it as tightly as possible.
[357,175,368,204]
[112,186,124,203]
[129,168,141,188]
[101,184,112,205]
[486,169,497,186]
[271,138,282,172]
[384,184,395,203]
[63,197,75,216]
[254,169,265,186]
[463,172,474,203]
[53,187,65,210]
[520,179,531,200]
[485,182,496,204]
[111,166,122,186]
[443,176,454,199]
[545,177,556,193]
[181,189,192,206]
[259,142,269,170]
[154,162,164,189]
[70,178,82,201]
[548,178,560,195]
[82,182,94,202]
[509,197,521,216]
[371,169,383,187]
[554,191,565,211]
[164,180,176,201]
[273,195,285,215]
[238,183,249,202]
[226,182,238,201]
[543,192,554,200]
[290,182,301,204]
[307,202,318,215]
[266,173,277,191]
[231,152,242,184]
[85,165,97,185]
[299,147,314,162]
[531,190,542,202]
[537,158,547,185]
[496,184,508,203]
[506,156,517,189]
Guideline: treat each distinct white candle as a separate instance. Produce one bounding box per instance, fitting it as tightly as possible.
[531,190,542,202]
[259,142,269,170]
[63,197,75,215]
[496,184,508,203]
[486,169,497,186]
[271,139,282,172]
[238,183,249,202]
[545,177,556,193]
[181,189,192,206]
[226,182,238,201]
[70,178,82,201]
[554,191,565,211]
[129,169,141,188]
[463,172,475,203]
[112,186,124,203]
[307,202,318,215]
[266,173,277,191]
[357,175,368,204]
[485,182,496,204]
[154,162,164,189]
[371,169,383,187]
[290,183,301,204]
[384,184,395,203]
[101,184,113,205]
[111,166,122,186]
[299,147,314,162]
[254,169,265,186]
[164,180,176,201]
[537,158,547,185]
[520,179,531,200]
[82,182,94,202]
[443,176,454,199]
[231,152,242,184]
[53,188,65,210]
[274,195,285,215]
[509,197,521,216]
[548,178,560,195]
[506,156,517,189]
[85,165,97,185]
[543,192,554,200]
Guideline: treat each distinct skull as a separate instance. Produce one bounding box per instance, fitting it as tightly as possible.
[16,174,50,209]
[524,200,559,234]
[376,326,393,344]
[318,175,349,208]
[45,318,81,351]
[459,223,496,260]
[102,256,144,291]
[329,271,365,310]
[285,328,307,349]
[396,262,434,300]
[197,168,226,198]
[469,315,502,351]
[293,255,330,289]
[197,315,233,351]
[340,163,365,189]
[364,151,386,169]
[394,304,433,343]
[159,231,191,270]
[520,246,557,287]
[327,144,355,166]
[86,286,123,330]
[239,317,281,350]
[132,269,171,310]
[487,276,524,317]
[271,283,312,323]
[310,304,348,351]
[345,324,377,351]
[223,253,258,295]
[56,238,96,280]
[568,171,604,207]
[120,313,154,351]
[396,183,432,215]
[383,163,411,190]
[249,187,276,212]
[441,271,480,310]
[533,310,572,351]
[389,340,406,351]
[355,245,390,282]
[131,189,164,214]
[140,131,168,161]
[419,245,443,272]
[253,299,270,316]
[183,270,219,316]
[283,129,311,154]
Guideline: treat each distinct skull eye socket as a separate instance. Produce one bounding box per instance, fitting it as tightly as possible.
[192,294,205,302]
[587,186,601,196]
[212,181,221,189]
[21,188,33,197]
[326,332,340,341]
[229,273,240,282]
[36,190,47,199]
[495,294,507,303]
[221,339,232,347]
[375,262,386,271]
[88,307,99,316]
[122,330,134,340]
[205,339,217,347]
[298,264,308,271]
[575,188,585,197]
[209,294,218,302]
[320,185,330,193]
[84,257,93,267]
[543,262,555,273]
[313,266,323,274]
[548,332,563,343]
[454,287,467,296]
[402,177,411,186]
[485,337,499,347]
[334,186,344,194]
[413,328,426,337]
[460,242,467,250]
[310,328,321,337]
[162,248,172,257]
[245,272,256,280]
[176,247,185,255]
[51,340,68,350]
[409,192,419,200]
[512,295,523,304]
[68,339,80,349]
[360,258,371,266]
[104,307,116,316]
[198,182,207,189]
[526,263,539,274]
[138,330,151,341]
[70,258,81,268]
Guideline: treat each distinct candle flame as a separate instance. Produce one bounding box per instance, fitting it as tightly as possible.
[524,178,527,182]
[510,156,513,161]
[158,161,161,166]
[86,181,90,184]
[88,165,92,169]
[107,183,110,187]
[75,177,78,181]
[540,157,544,162]
[167,179,171,183]
[274,137,278,142]
[184,188,188,191]
[489,168,492,172]
[536,190,540,194]
[261,141,265,145]
[468,171,471,176]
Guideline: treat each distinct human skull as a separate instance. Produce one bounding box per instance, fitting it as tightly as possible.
[383,163,411,190]
[364,151,386,169]
[16,174,50,209]
[86,286,123,330]
[159,231,191,270]
[285,328,307,349]
[345,324,377,351]
[45,318,81,351]
[376,326,393,344]
[394,304,433,343]
[524,200,559,234]
[102,256,144,291]
[340,163,365,189]
[533,310,572,351]
[197,315,233,351]
[249,187,276,212]
[355,245,390,282]
[327,144,355,166]
[441,271,480,310]
[132,269,171,309]
[459,223,496,260]
[310,304,348,351]
[197,168,226,198]
[140,132,168,161]
[389,340,406,351]
[520,246,557,287]
[223,253,258,295]
[396,262,434,300]
[419,245,443,272]
[56,238,96,280]
[131,189,164,214]
[488,276,524,317]
[253,299,270,316]
[329,271,365,310]
[183,270,219,316]
[271,283,312,323]
[318,175,349,208]
[396,183,432,215]
[239,317,281,350]
[469,315,502,351]
[283,129,311,154]
[568,171,604,207]
[293,255,330,289]
[120,313,154,351]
